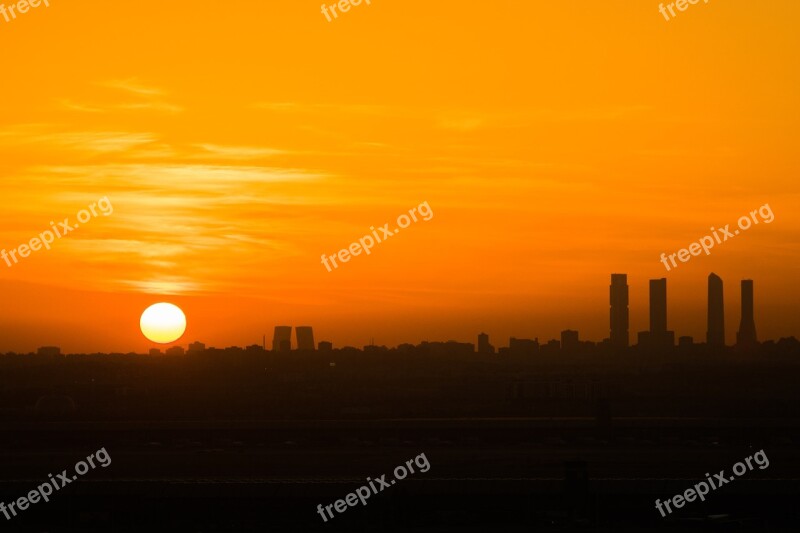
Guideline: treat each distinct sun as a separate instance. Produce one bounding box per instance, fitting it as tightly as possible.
[140,303,187,344]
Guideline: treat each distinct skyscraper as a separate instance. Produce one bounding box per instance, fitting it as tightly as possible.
[737,279,758,348]
[272,326,292,352]
[649,278,667,334]
[296,326,315,351]
[642,278,674,352]
[610,274,629,349]
[707,273,725,347]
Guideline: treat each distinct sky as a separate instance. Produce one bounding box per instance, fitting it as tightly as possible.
[0,0,799,353]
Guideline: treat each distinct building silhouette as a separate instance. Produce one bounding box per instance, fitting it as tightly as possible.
[678,336,693,348]
[610,274,629,349]
[707,273,725,347]
[165,346,185,356]
[478,332,494,355]
[541,339,561,356]
[650,278,667,334]
[639,278,674,352]
[188,341,206,354]
[296,326,315,351]
[272,326,292,352]
[737,279,758,348]
[561,330,579,354]
[509,337,538,357]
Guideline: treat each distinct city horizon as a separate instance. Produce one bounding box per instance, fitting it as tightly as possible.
[5,272,794,355]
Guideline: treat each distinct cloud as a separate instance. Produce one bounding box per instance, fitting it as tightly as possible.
[0,127,299,162]
[101,79,165,97]
[254,101,394,116]
[56,79,183,114]
[191,144,291,160]
[0,127,158,154]
[119,278,207,295]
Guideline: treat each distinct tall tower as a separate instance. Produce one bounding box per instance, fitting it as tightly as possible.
[649,278,667,334]
[610,274,629,349]
[707,273,725,347]
[736,279,757,347]
[638,278,674,352]
[296,326,315,351]
[272,326,292,352]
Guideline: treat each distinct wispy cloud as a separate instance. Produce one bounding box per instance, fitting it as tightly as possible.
[0,127,158,154]
[115,101,183,113]
[56,79,183,114]
[119,278,207,295]
[0,127,298,162]
[254,101,393,116]
[191,144,290,160]
[0,120,334,295]
[57,100,104,113]
[102,79,165,97]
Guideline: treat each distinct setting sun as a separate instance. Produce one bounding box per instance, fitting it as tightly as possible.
[140,303,187,344]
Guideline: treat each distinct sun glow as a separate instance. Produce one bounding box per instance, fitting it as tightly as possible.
[140,303,187,344]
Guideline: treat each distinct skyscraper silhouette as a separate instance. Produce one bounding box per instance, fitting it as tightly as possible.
[737,279,758,348]
[707,273,725,347]
[296,326,315,351]
[650,278,667,334]
[610,274,629,349]
[643,278,674,352]
[272,326,292,352]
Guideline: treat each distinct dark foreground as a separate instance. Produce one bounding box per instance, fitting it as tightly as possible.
[1,418,798,532]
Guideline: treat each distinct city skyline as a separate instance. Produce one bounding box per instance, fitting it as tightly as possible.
[4,272,787,355]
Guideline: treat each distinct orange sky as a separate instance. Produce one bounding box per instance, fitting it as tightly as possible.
[1,0,799,353]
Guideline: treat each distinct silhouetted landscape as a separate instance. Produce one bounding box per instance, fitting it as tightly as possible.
[2,274,799,531]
